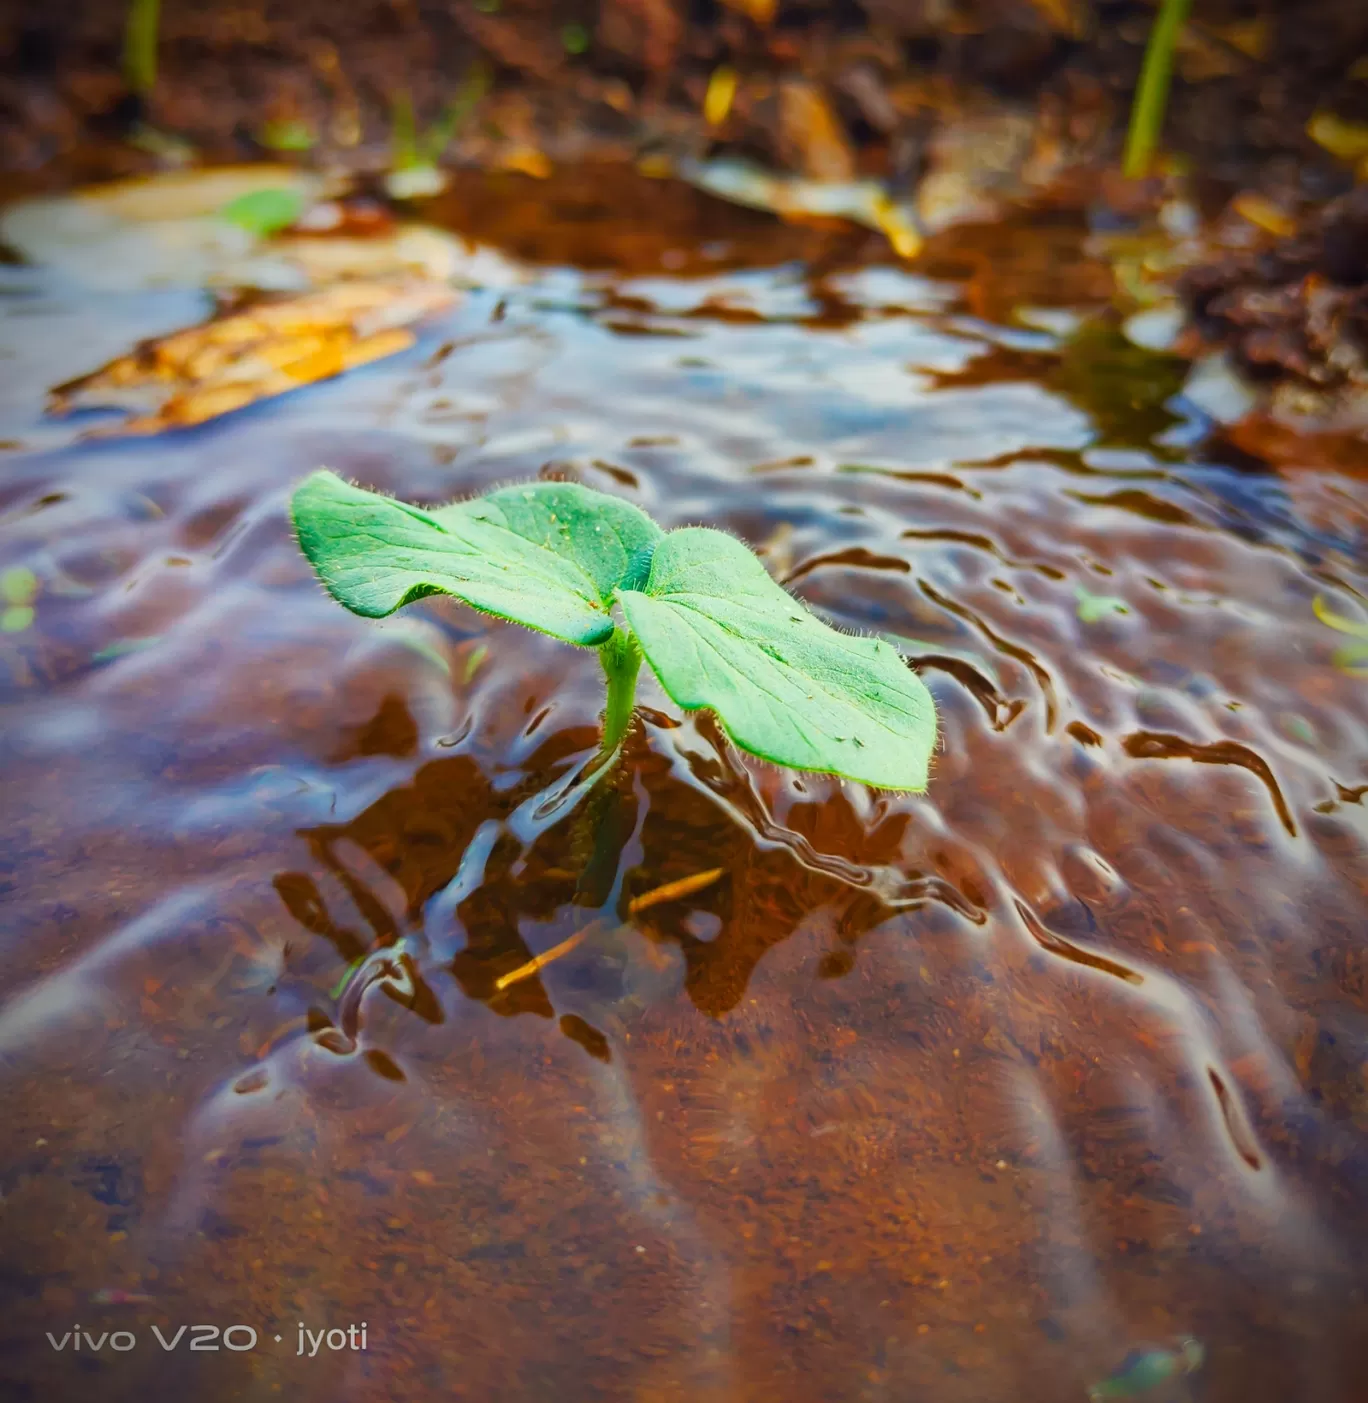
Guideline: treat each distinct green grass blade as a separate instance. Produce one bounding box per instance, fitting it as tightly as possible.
[290,471,660,647]
[390,90,419,170]
[1123,0,1193,180]
[422,62,492,167]
[123,0,161,95]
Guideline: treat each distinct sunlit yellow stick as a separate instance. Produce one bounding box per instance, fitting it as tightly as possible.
[495,925,595,991]
[704,67,739,128]
[495,868,727,990]
[628,867,725,914]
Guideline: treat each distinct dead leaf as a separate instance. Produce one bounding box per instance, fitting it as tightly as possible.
[1230,192,1297,238]
[0,167,325,292]
[917,109,1035,234]
[838,65,900,134]
[720,0,778,23]
[49,279,457,436]
[598,0,682,72]
[677,156,921,258]
[1204,17,1269,59]
[1308,110,1368,163]
[1175,19,1267,80]
[1024,0,1087,38]
[778,80,856,184]
[705,66,740,127]
[496,147,554,179]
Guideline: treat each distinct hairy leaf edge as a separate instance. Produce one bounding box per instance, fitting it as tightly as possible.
[290,470,632,645]
[618,587,938,792]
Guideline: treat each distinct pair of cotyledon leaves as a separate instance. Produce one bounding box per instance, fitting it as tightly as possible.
[291,471,937,791]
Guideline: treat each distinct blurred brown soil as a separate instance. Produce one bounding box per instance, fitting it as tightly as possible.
[1,0,1366,199]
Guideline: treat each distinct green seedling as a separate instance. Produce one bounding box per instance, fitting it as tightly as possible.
[390,64,492,179]
[291,473,938,789]
[1123,0,1193,179]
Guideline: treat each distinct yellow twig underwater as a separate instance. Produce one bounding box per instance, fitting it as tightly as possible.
[495,868,726,990]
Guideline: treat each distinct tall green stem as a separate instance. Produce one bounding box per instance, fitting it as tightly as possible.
[1123,0,1192,180]
[598,628,642,757]
[123,0,161,95]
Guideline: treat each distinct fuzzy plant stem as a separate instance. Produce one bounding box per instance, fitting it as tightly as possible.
[598,627,643,757]
[1123,0,1192,180]
[123,0,161,95]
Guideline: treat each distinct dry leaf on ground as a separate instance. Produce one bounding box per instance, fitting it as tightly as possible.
[48,279,457,436]
[0,167,325,292]
[778,79,857,184]
[676,156,922,257]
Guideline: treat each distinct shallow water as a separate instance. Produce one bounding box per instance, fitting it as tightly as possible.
[0,173,1366,1403]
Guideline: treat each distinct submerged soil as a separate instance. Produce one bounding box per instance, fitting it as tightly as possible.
[0,170,1366,1403]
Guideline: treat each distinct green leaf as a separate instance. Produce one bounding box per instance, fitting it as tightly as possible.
[435,482,662,603]
[619,528,936,791]
[290,471,661,647]
[1,566,38,606]
[292,474,940,789]
[259,118,317,153]
[220,187,306,237]
[1075,584,1129,623]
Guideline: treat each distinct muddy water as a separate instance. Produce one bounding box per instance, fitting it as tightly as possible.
[0,175,1366,1403]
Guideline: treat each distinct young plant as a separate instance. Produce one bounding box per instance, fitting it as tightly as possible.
[291,472,938,791]
[386,64,492,199]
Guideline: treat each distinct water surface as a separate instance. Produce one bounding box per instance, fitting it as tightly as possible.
[1,173,1366,1403]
